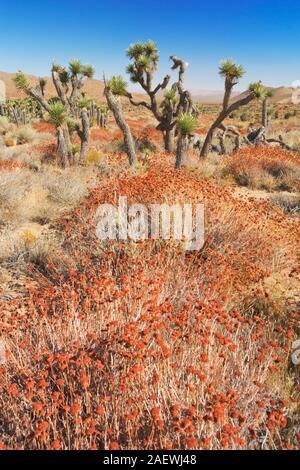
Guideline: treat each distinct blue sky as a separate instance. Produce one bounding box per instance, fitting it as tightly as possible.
[1,0,300,91]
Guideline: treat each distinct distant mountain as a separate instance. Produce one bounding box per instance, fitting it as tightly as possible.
[191,89,240,104]
[0,71,295,106]
[232,86,295,105]
[0,70,106,101]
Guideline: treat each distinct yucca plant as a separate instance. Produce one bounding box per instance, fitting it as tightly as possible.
[107,76,128,97]
[249,81,266,99]
[38,77,47,96]
[175,113,198,169]
[219,59,244,81]
[47,102,67,128]
[76,96,92,109]
[261,88,274,129]
[14,72,29,91]
[69,59,83,75]
[219,59,245,111]
[177,113,198,136]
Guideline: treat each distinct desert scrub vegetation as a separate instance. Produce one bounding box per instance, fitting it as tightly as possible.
[222,147,300,192]
[0,156,299,449]
[1,40,300,451]
[271,193,300,215]
[0,164,98,269]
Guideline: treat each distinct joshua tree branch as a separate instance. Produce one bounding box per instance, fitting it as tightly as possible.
[52,71,69,108]
[200,92,256,158]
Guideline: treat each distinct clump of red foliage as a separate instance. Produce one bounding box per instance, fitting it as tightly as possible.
[0,160,24,171]
[223,147,300,191]
[0,148,299,450]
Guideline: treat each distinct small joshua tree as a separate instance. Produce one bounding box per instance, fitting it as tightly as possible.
[175,113,197,169]
[200,59,265,158]
[262,89,274,130]
[14,59,95,166]
[124,41,197,152]
[47,101,69,167]
[38,77,47,97]
[104,75,137,167]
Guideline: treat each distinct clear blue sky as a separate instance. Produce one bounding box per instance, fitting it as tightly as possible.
[1,0,300,91]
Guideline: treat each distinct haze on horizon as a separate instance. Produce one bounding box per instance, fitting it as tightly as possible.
[1,0,300,92]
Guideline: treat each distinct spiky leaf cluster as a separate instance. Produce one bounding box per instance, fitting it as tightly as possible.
[14,72,29,91]
[219,59,245,80]
[52,60,95,85]
[126,41,159,83]
[47,102,67,127]
[177,113,198,136]
[107,76,128,96]
[77,96,92,109]
[249,82,266,99]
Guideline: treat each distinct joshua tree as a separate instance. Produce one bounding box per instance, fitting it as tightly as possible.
[38,77,47,97]
[200,59,265,158]
[74,96,91,162]
[104,76,137,167]
[14,60,94,166]
[175,113,197,169]
[262,89,274,130]
[47,101,69,167]
[51,60,95,114]
[123,41,197,152]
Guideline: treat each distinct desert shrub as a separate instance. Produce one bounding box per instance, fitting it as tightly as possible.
[222,147,300,192]
[271,194,300,214]
[0,116,12,135]
[45,173,88,206]
[15,125,38,144]
[4,135,17,147]
[85,148,104,165]
[136,135,158,154]
[240,112,250,122]
[0,170,30,217]
[0,165,298,449]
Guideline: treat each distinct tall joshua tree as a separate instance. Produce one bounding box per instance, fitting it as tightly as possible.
[175,113,197,169]
[104,76,137,167]
[14,59,94,166]
[200,59,265,158]
[262,89,274,130]
[124,41,197,152]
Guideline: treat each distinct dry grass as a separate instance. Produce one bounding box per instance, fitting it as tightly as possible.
[222,147,300,192]
[271,193,300,215]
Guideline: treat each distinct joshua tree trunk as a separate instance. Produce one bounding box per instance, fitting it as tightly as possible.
[57,126,69,168]
[262,97,268,129]
[62,123,72,154]
[175,135,187,169]
[78,109,90,162]
[164,128,174,152]
[105,87,136,167]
